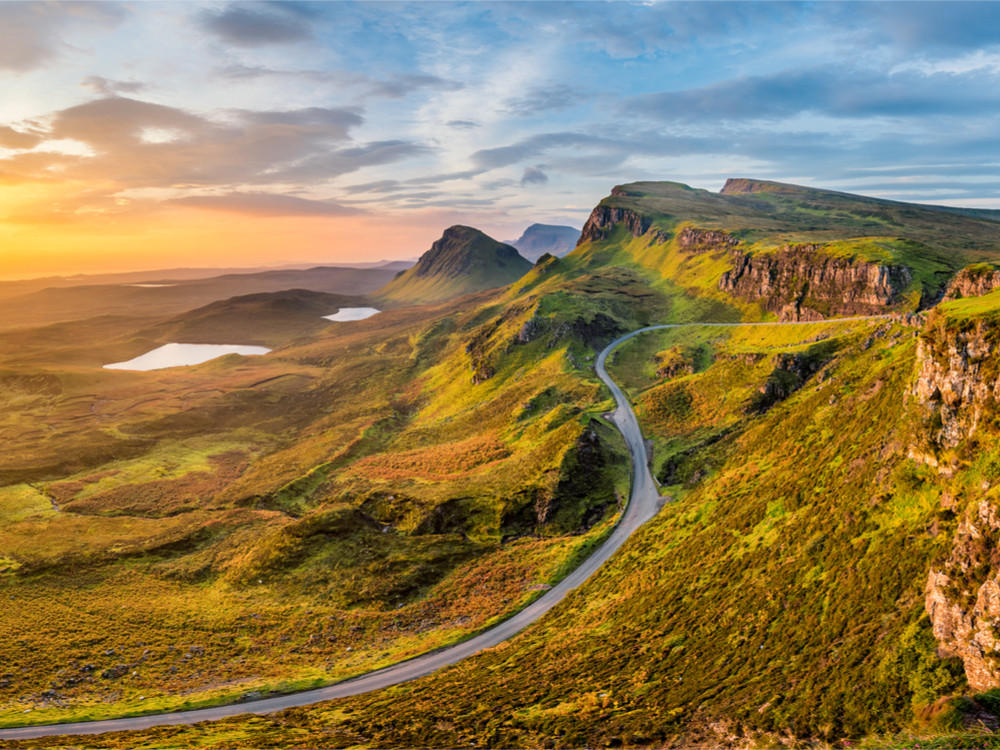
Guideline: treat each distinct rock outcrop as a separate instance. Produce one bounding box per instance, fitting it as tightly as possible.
[577,205,651,245]
[912,317,1000,447]
[927,498,1000,692]
[718,245,912,321]
[944,265,1000,301]
[676,226,739,253]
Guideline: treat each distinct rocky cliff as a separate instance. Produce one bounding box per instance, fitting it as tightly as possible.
[927,498,1000,692]
[911,316,1000,447]
[944,264,1000,301]
[577,205,652,245]
[718,245,913,321]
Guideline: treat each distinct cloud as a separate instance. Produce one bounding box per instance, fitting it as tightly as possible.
[521,167,548,186]
[622,65,1000,125]
[201,3,313,47]
[405,170,482,185]
[0,126,43,150]
[270,140,428,183]
[504,85,588,117]
[371,74,464,99]
[0,1,127,71]
[80,76,145,96]
[0,96,407,189]
[171,191,364,217]
[0,95,431,233]
[446,120,479,129]
[841,2,1000,52]
[341,180,404,194]
[472,133,611,170]
[218,64,462,100]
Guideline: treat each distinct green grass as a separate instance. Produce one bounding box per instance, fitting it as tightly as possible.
[7,181,1000,749]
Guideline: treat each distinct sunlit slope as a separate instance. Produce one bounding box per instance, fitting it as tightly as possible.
[0,252,673,727]
[569,179,1000,320]
[376,225,532,305]
[48,301,1000,750]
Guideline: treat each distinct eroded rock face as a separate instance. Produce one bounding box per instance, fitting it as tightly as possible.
[718,245,912,321]
[944,266,1000,301]
[577,206,651,245]
[676,226,740,253]
[927,498,1000,692]
[912,319,999,447]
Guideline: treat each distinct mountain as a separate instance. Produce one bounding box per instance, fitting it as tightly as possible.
[11,180,1000,749]
[375,225,533,305]
[504,223,580,261]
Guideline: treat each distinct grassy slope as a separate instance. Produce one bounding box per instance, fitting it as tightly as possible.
[0,262,648,728]
[582,180,1000,308]
[8,182,1000,747]
[17,315,989,750]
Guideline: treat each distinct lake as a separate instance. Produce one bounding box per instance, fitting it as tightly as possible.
[104,343,272,371]
[323,307,380,322]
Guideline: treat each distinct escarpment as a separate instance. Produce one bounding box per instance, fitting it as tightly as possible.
[911,316,1000,448]
[927,497,1000,692]
[944,265,1000,301]
[719,246,913,321]
[577,205,651,245]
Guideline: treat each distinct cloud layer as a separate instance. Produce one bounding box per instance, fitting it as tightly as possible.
[4,1,1000,274]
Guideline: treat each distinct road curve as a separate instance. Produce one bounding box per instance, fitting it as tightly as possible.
[0,317,877,740]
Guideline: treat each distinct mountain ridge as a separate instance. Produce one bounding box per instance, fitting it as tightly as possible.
[376,224,533,305]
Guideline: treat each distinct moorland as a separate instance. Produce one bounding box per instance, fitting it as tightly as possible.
[6,179,1000,748]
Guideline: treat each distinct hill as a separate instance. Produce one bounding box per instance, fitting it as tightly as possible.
[9,180,1000,749]
[505,223,580,261]
[376,225,533,305]
[0,265,400,333]
[136,289,374,348]
[567,179,1000,323]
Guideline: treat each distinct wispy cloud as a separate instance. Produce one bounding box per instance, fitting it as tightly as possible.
[200,2,314,47]
[0,2,126,72]
[171,191,365,217]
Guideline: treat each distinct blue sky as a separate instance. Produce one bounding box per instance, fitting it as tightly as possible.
[3,1,1000,273]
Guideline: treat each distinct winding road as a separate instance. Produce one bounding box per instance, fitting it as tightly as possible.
[0,318,876,741]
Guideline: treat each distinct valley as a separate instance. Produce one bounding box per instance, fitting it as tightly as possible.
[5,180,1000,749]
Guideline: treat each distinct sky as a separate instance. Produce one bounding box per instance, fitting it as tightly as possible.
[3,1,1000,277]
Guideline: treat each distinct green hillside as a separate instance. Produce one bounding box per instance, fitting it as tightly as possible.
[376,225,533,305]
[570,179,1000,318]
[8,181,1000,749]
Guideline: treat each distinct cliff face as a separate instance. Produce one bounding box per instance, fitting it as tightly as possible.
[914,313,1000,692]
[927,498,1000,692]
[718,245,913,321]
[944,265,1000,301]
[911,318,1000,447]
[676,226,739,252]
[577,205,651,245]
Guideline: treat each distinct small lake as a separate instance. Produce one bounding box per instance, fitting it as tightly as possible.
[323,307,380,322]
[104,343,271,371]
